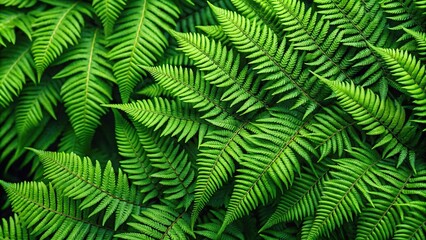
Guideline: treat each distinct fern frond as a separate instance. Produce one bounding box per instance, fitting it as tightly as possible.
[0,9,32,46]
[307,147,382,240]
[92,0,127,36]
[192,120,252,226]
[211,5,328,116]
[57,126,86,155]
[417,0,426,13]
[261,162,331,231]
[355,164,416,240]
[313,0,393,94]
[0,214,34,239]
[0,40,35,108]
[15,78,60,138]
[171,30,269,115]
[305,106,358,160]
[145,65,236,121]
[220,110,316,233]
[195,209,245,240]
[31,149,143,230]
[373,46,426,126]
[0,0,35,8]
[0,181,115,239]
[105,97,208,142]
[380,0,425,33]
[196,25,230,45]
[54,28,113,146]
[271,0,355,81]
[108,0,179,102]
[115,201,194,240]
[136,125,195,209]
[319,75,419,168]
[404,28,426,60]
[113,110,158,203]
[31,1,91,78]
[394,202,426,240]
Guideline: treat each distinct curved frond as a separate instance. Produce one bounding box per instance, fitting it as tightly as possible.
[261,162,331,231]
[373,46,426,126]
[105,97,208,142]
[0,9,33,46]
[220,110,316,233]
[0,181,115,239]
[136,83,172,98]
[404,28,426,60]
[306,147,382,240]
[319,75,419,168]
[380,0,425,34]
[113,110,158,203]
[115,201,194,240]
[137,125,195,209]
[31,149,143,230]
[171,30,269,115]
[108,0,179,102]
[0,40,35,107]
[31,1,91,78]
[92,0,127,36]
[394,204,426,240]
[210,5,328,116]
[54,28,113,146]
[195,209,245,240]
[0,214,34,240]
[15,78,60,138]
[145,65,236,121]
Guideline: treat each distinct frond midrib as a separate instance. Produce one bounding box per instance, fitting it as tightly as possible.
[314,121,356,150]
[161,210,186,239]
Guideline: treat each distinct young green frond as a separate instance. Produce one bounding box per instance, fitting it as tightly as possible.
[319,74,419,169]
[137,125,195,209]
[306,147,382,240]
[0,40,35,107]
[211,4,328,116]
[31,149,143,230]
[54,28,113,146]
[170,30,269,115]
[0,181,115,239]
[373,46,426,127]
[113,110,159,203]
[31,1,91,78]
[105,97,208,142]
[0,214,33,240]
[108,0,179,102]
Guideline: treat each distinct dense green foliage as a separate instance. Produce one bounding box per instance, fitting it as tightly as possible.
[1,0,426,239]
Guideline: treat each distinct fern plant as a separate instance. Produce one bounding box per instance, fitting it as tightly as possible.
[1,0,426,239]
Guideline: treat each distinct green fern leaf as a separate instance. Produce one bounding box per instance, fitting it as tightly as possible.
[373,46,426,126]
[136,83,172,97]
[305,106,358,160]
[92,0,127,36]
[319,74,419,168]
[210,4,327,116]
[355,164,418,240]
[0,0,36,8]
[0,40,35,108]
[261,162,331,231]
[108,0,179,102]
[170,30,269,115]
[145,65,237,121]
[31,149,143,230]
[403,28,426,60]
[0,181,115,239]
[54,28,113,146]
[196,25,230,45]
[0,214,34,240]
[0,9,33,46]
[220,110,316,234]
[115,201,194,240]
[195,209,245,240]
[380,0,424,38]
[394,201,426,240]
[113,110,159,203]
[15,78,60,138]
[136,124,195,209]
[31,1,91,78]
[105,97,208,142]
[306,147,382,240]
